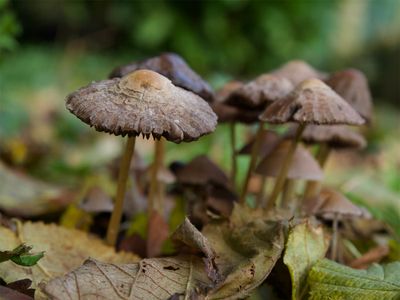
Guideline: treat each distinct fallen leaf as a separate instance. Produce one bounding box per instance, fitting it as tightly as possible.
[308,259,400,299]
[147,211,169,257]
[204,205,285,299]
[172,217,220,284]
[44,256,212,299]
[283,219,330,300]
[0,286,33,300]
[0,162,71,217]
[4,279,35,298]
[44,205,285,299]
[0,221,139,297]
[119,234,147,258]
[349,245,390,269]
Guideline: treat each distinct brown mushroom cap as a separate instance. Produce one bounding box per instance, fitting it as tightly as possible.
[109,53,214,102]
[259,79,365,125]
[285,125,367,149]
[271,60,327,86]
[173,155,229,187]
[304,187,370,220]
[210,101,261,124]
[326,69,373,122]
[226,74,294,108]
[215,81,244,103]
[255,140,324,180]
[66,70,217,143]
[238,129,281,158]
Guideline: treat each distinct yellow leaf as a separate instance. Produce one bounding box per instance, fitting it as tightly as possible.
[0,221,139,298]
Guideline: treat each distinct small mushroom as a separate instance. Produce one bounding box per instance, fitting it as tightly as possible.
[256,141,324,181]
[109,52,214,102]
[271,60,327,86]
[237,129,281,205]
[172,155,230,188]
[286,124,367,201]
[260,78,364,210]
[230,74,294,204]
[66,70,217,245]
[255,140,323,208]
[215,80,244,103]
[226,74,293,108]
[291,124,367,151]
[303,187,370,260]
[171,156,236,227]
[326,69,373,123]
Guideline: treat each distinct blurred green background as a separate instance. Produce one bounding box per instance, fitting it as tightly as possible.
[0,0,400,232]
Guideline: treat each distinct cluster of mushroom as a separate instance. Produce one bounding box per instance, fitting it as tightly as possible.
[66,54,373,259]
[213,61,372,258]
[66,53,217,245]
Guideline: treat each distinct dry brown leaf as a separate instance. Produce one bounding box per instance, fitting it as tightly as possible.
[147,211,169,258]
[172,217,220,284]
[204,205,285,299]
[44,256,211,300]
[0,286,33,300]
[349,245,390,269]
[44,205,285,299]
[0,162,71,217]
[0,221,139,298]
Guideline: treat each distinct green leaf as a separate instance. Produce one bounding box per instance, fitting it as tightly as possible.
[0,244,31,263]
[308,259,400,300]
[0,243,44,266]
[10,252,44,267]
[283,219,329,300]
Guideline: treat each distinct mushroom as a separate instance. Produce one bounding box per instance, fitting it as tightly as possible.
[237,129,281,205]
[285,125,367,200]
[109,53,215,221]
[255,140,323,209]
[303,187,370,260]
[172,155,230,188]
[66,69,217,245]
[109,52,214,102]
[213,81,245,183]
[171,155,237,227]
[224,74,294,204]
[271,60,327,86]
[260,78,365,210]
[226,74,293,109]
[326,69,373,123]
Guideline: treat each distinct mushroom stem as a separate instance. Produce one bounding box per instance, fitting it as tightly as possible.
[266,123,306,211]
[256,175,268,208]
[106,136,136,246]
[303,143,331,200]
[240,122,265,204]
[317,142,331,168]
[331,213,340,261]
[230,122,237,185]
[148,138,165,215]
[281,179,296,210]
